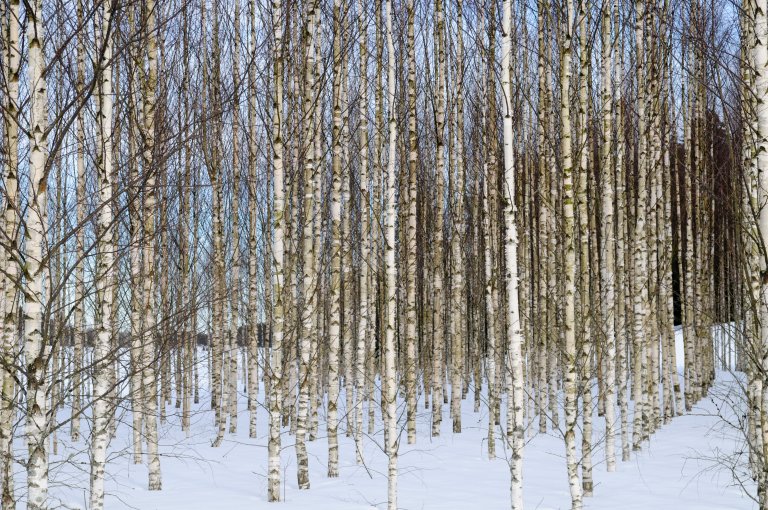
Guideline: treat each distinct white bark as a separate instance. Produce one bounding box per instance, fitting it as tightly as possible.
[431,0,447,438]
[384,0,398,506]
[297,0,318,488]
[25,1,50,506]
[559,0,583,504]
[405,0,419,444]
[142,0,161,489]
[179,11,193,433]
[753,1,768,505]
[576,3,593,496]
[355,0,370,465]
[71,0,86,444]
[481,0,497,457]
[600,0,617,472]
[228,0,243,437]
[614,4,630,461]
[268,0,286,499]
[247,0,260,441]
[1,1,20,504]
[632,0,649,452]
[128,1,145,463]
[90,4,115,507]
[451,0,466,437]
[208,2,229,448]
[327,0,345,478]
[501,1,524,507]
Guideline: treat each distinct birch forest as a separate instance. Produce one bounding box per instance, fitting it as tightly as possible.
[0,0,763,508]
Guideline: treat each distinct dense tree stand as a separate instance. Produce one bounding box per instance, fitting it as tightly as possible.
[0,0,759,509]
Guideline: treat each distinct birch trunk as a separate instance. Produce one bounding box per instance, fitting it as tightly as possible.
[384,0,399,506]
[328,0,344,478]
[614,6,630,461]
[355,0,370,464]
[600,0,617,472]
[341,65,354,442]
[310,39,324,441]
[247,0,260,440]
[370,0,385,436]
[228,0,242,437]
[296,0,319,487]
[431,0,447,438]
[179,9,193,432]
[90,4,115,506]
[683,83,696,412]
[536,0,549,436]
[751,0,768,505]
[141,0,161,489]
[481,0,497,456]
[71,0,86,444]
[128,0,145,463]
[268,0,286,498]
[451,0,466,437]
[1,0,20,502]
[632,0,649,452]
[559,0,583,504]
[207,0,228,449]
[501,0,524,506]
[405,0,419,443]
[576,3,593,496]
[25,0,50,506]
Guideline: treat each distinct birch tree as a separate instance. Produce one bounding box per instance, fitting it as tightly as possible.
[1,0,20,503]
[25,0,50,506]
[90,1,115,506]
[268,0,286,498]
[355,0,371,464]
[632,0,650,452]
[432,0,447,438]
[247,0,260,440]
[384,0,399,505]
[501,0,524,506]
[600,0,617,472]
[296,0,319,488]
[141,0,161,489]
[405,0,419,443]
[559,0,583,505]
[328,0,345,478]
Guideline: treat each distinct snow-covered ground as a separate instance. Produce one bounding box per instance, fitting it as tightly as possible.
[17,327,756,509]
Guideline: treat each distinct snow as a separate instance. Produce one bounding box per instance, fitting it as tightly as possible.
[15,327,756,509]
